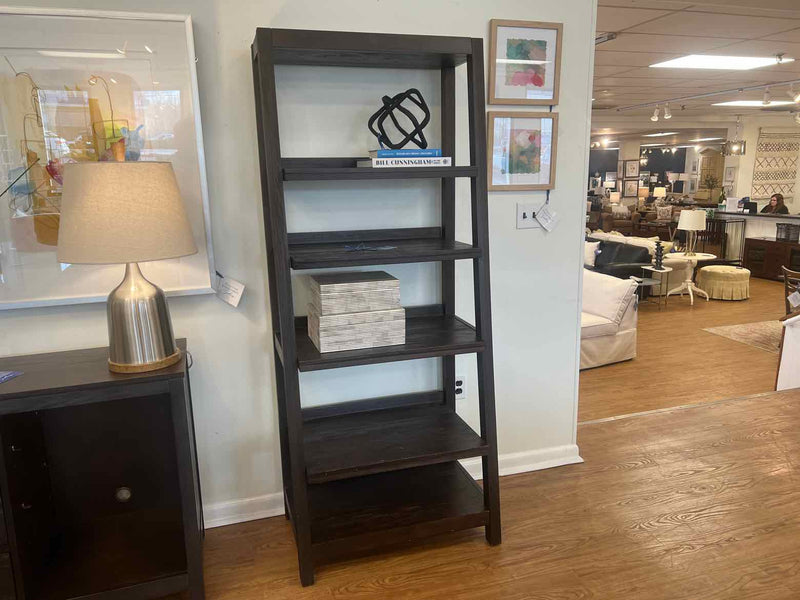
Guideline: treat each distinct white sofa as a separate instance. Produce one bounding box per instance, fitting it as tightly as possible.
[581,269,638,370]
[588,231,693,295]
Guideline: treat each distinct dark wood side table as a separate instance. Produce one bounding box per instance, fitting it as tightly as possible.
[0,340,203,600]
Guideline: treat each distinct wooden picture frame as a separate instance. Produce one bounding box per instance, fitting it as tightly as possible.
[617,160,624,179]
[724,166,736,183]
[488,19,563,106]
[623,179,639,198]
[624,160,640,179]
[487,111,558,191]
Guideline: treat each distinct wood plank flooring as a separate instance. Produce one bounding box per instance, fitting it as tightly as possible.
[579,277,786,422]
[198,388,800,599]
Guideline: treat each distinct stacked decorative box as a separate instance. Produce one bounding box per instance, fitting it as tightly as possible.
[307,271,405,353]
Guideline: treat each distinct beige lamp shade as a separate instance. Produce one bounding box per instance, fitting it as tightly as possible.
[609,191,621,203]
[677,209,706,231]
[653,186,667,198]
[638,187,649,199]
[57,162,198,264]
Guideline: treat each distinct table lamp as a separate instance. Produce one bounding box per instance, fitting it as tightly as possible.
[653,186,667,199]
[677,209,706,256]
[609,191,621,204]
[57,162,197,373]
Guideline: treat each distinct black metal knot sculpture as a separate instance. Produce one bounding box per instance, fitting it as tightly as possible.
[367,88,431,150]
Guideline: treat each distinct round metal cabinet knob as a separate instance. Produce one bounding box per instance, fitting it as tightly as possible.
[115,487,132,503]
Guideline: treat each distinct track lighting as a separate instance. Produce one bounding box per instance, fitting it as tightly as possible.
[794,112,800,125]
[763,87,772,105]
[663,103,672,119]
[651,106,660,122]
[791,86,800,103]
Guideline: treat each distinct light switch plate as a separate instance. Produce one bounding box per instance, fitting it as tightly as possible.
[516,202,542,229]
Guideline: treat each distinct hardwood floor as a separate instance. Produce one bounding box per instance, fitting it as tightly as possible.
[199,388,800,599]
[579,276,786,422]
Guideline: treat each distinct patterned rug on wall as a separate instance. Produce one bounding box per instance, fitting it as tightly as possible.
[702,320,783,354]
[751,132,800,201]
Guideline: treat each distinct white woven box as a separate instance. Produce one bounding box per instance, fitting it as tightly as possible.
[308,271,400,315]
[308,305,405,353]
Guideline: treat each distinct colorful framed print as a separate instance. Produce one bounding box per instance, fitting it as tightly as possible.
[489,20,563,106]
[623,179,638,198]
[0,8,215,309]
[624,160,640,179]
[487,111,558,191]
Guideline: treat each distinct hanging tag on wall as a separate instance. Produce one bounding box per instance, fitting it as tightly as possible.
[216,272,245,308]
[535,204,560,231]
[789,290,800,308]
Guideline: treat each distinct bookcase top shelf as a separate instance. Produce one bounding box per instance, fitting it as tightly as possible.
[254,28,474,69]
[282,158,478,181]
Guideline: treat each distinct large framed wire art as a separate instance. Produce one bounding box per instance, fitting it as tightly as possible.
[0,8,215,309]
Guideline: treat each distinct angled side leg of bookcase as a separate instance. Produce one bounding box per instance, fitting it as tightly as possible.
[467,38,501,546]
[441,65,457,411]
[252,30,315,586]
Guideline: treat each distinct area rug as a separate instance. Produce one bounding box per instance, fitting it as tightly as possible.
[702,320,783,354]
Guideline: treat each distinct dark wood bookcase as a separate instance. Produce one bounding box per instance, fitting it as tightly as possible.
[251,28,500,585]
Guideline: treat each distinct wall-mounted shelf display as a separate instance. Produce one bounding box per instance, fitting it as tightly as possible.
[251,28,501,585]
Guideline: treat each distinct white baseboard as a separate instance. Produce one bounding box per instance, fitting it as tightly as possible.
[203,444,583,529]
[461,443,583,479]
[204,491,285,529]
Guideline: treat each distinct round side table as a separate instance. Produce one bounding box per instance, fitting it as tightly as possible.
[665,252,717,305]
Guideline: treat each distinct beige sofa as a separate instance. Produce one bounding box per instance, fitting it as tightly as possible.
[588,231,693,295]
[581,269,638,370]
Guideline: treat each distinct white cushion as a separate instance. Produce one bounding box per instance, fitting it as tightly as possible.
[581,312,619,338]
[625,236,657,256]
[584,241,600,267]
[582,269,637,324]
[611,204,630,217]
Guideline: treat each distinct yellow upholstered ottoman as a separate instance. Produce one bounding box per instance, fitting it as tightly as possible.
[696,265,750,300]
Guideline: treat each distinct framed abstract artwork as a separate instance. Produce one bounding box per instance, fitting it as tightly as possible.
[624,160,640,179]
[0,7,215,309]
[488,20,563,106]
[623,179,638,198]
[487,111,558,191]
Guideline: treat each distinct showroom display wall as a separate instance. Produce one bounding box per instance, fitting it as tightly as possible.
[0,0,596,528]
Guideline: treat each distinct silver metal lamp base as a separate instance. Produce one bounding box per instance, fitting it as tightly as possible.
[107,263,180,373]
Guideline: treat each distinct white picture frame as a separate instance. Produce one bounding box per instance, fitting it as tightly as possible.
[724,166,736,183]
[0,7,215,309]
[688,178,698,194]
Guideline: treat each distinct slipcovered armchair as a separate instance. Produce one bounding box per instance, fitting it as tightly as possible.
[581,269,638,370]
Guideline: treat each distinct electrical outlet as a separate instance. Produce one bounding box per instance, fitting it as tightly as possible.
[455,373,466,400]
[516,202,542,229]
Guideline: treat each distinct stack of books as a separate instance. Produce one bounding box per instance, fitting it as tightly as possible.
[357,147,451,168]
[307,271,405,353]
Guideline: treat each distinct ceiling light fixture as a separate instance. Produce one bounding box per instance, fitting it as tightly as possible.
[663,103,672,119]
[689,137,723,142]
[650,54,794,71]
[643,131,678,138]
[38,50,124,59]
[144,44,153,54]
[651,106,660,122]
[763,87,772,105]
[595,32,617,46]
[712,100,795,107]
[723,115,746,156]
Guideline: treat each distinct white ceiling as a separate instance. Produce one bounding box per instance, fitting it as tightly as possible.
[594,0,800,118]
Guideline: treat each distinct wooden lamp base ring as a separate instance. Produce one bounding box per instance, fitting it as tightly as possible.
[109,350,182,374]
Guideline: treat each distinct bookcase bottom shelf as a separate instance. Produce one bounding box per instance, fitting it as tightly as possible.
[308,461,487,560]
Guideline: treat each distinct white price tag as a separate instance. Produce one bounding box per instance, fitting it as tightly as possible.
[535,204,560,232]
[216,274,245,308]
[789,290,800,308]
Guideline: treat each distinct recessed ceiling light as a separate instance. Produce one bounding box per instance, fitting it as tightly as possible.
[689,137,723,142]
[650,55,794,70]
[641,143,665,147]
[643,132,678,137]
[712,100,796,107]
